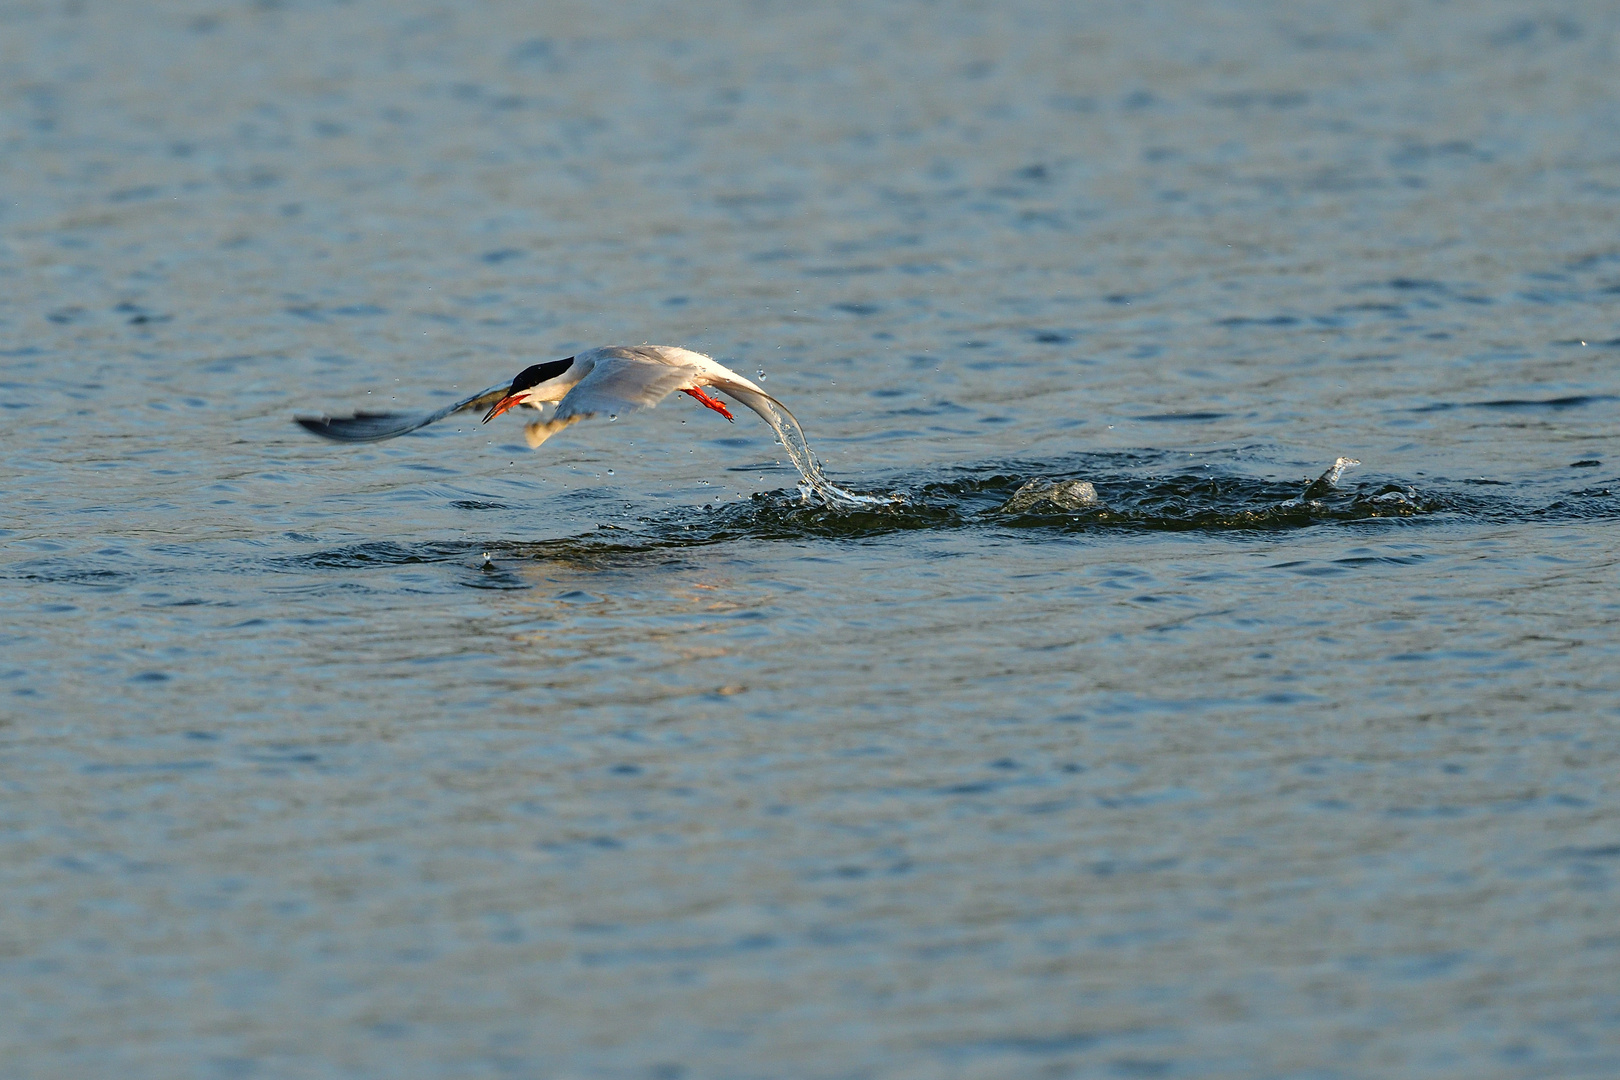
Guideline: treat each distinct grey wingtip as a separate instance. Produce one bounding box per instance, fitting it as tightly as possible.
[295,414,341,439]
[295,411,416,443]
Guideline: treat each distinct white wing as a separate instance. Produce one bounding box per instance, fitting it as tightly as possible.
[553,357,698,422]
[296,381,511,443]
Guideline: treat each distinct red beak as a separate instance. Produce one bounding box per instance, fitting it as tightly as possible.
[482,394,524,423]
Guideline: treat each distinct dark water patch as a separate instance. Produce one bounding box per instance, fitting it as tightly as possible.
[1206,90,1308,110]
[81,760,213,774]
[269,540,481,572]
[9,563,138,589]
[1131,412,1229,423]
[833,301,882,317]
[1216,315,1299,327]
[1390,141,1492,168]
[1527,491,1617,520]
[1412,395,1617,414]
[1334,554,1427,567]
[108,185,161,204]
[465,557,531,590]
[246,747,322,765]
[1488,16,1583,48]
[199,354,262,374]
[1553,845,1620,861]
[116,301,172,326]
[950,1031,1104,1055]
[1342,278,1499,310]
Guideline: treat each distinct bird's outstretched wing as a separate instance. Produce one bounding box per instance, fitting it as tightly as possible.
[295,382,511,443]
[553,358,698,422]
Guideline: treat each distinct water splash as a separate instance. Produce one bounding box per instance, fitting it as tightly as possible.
[736,389,897,509]
[550,452,1447,551]
[1282,456,1361,506]
[251,450,1620,582]
[996,478,1101,514]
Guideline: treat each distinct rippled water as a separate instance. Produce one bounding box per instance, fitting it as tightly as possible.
[3,1,1618,1077]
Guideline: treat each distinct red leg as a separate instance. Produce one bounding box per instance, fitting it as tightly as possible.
[681,386,734,421]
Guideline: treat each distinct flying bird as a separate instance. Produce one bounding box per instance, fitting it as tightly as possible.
[297,345,886,507]
[296,345,805,451]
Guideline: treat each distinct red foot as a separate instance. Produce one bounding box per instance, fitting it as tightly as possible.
[681,386,734,421]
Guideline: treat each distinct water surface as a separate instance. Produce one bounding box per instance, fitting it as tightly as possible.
[2,2,1618,1077]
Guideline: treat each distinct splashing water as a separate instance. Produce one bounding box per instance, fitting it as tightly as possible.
[996,478,1101,514]
[1282,456,1361,506]
[260,449,1581,582]
[744,393,898,509]
[737,429,1369,518]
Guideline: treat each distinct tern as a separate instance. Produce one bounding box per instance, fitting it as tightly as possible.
[295,345,859,503]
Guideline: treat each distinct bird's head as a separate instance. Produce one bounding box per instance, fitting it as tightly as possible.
[482,356,577,422]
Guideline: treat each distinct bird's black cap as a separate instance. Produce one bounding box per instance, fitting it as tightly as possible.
[511,357,574,393]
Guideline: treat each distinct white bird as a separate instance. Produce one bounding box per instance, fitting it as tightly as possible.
[297,345,804,448]
[296,345,862,504]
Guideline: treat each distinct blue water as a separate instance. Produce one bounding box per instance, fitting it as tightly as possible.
[2,2,1618,1077]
